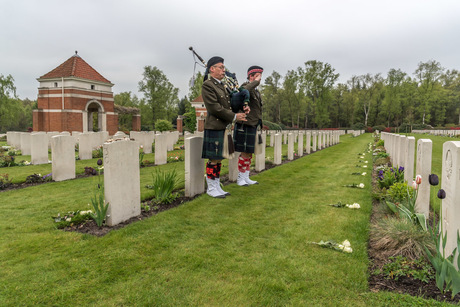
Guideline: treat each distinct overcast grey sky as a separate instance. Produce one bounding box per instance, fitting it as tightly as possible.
[2,0,460,100]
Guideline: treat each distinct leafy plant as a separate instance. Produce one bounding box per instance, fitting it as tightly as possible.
[377,255,434,283]
[92,146,103,158]
[0,173,12,190]
[377,166,404,189]
[52,210,92,229]
[385,179,427,231]
[25,173,44,184]
[146,168,182,204]
[139,151,145,167]
[387,182,414,203]
[89,159,109,227]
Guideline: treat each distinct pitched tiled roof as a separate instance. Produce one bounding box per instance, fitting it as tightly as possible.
[39,53,111,83]
[191,95,203,102]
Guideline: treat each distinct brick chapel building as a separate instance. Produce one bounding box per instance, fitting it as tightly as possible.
[33,52,126,135]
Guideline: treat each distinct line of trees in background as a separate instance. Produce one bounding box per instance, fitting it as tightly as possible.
[262,60,460,131]
[2,60,460,133]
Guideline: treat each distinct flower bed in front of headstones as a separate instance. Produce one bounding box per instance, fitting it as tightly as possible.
[367,132,460,303]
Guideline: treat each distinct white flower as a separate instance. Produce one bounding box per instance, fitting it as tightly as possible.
[343,246,353,253]
[347,203,360,209]
[342,240,351,247]
[24,161,31,165]
[364,161,368,163]
[66,218,71,222]
[362,172,367,176]
[363,165,367,168]
[358,183,365,188]
[338,244,344,250]
[360,156,364,159]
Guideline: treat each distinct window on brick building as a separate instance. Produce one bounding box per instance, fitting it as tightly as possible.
[91,85,95,90]
[54,82,58,87]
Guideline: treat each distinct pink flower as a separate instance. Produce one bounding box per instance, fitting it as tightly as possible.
[415,175,422,185]
[412,180,418,190]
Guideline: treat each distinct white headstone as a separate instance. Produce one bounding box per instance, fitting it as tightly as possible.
[155,133,167,165]
[20,132,31,155]
[78,133,93,160]
[297,132,304,157]
[415,139,432,218]
[312,132,317,152]
[255,131,266,172]
[441,141,460,266]
[274,133,282,165]
[306,132,311,154]
[185,136,205,197]
[31,132,49,165]
[404,137,415,184]
[104,140,141,226]
[51,135,76,181]
[288,133,294,160]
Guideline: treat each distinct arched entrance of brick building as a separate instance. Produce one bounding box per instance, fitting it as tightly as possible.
[85,100,105,132]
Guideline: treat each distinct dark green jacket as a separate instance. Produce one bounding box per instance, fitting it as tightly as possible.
[241,80,263,127]
[202,77,235,130]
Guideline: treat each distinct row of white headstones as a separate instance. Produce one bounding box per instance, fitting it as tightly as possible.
[6,129,365,226]
[381,132,460,265]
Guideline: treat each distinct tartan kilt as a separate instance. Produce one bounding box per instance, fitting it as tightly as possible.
[233,123,257,153]
[202,129,226,160]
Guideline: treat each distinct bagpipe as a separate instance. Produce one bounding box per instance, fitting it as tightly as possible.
[189,46,250,113]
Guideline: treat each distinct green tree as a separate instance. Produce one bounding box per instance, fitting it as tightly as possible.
[183,106,197,133]
[114,91,140,131]
[354,73,384,127]
[0,74,18,132]
[298,60,339,128]
[188,71,203,101]
[261,71,282,124]
[414,60,444,125]
[138,66,179,129]
[177,96,191,116]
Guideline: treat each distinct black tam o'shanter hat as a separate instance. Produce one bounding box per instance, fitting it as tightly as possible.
[207,56,224,68]
[204,56,224,81]
[247,65,264,77]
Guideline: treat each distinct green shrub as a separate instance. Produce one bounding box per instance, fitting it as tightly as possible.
[183,107,197,133]
[398,123,412,133]
[387,182,415,203]
[352,122,365,130]
[155,119,173,132]
[373,125,385,132]
[264,120,282,131]
[376,139,384,147]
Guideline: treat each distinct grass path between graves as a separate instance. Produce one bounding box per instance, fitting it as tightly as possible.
[0,134,452,306]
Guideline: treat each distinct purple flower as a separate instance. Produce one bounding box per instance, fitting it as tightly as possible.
[437,189,446,199]
[97,159,103,166]
[398,166,404,173]
[428,174,439,186]
[92,169,97,176]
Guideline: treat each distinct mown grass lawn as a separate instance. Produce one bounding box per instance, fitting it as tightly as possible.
[0,134,453,306]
